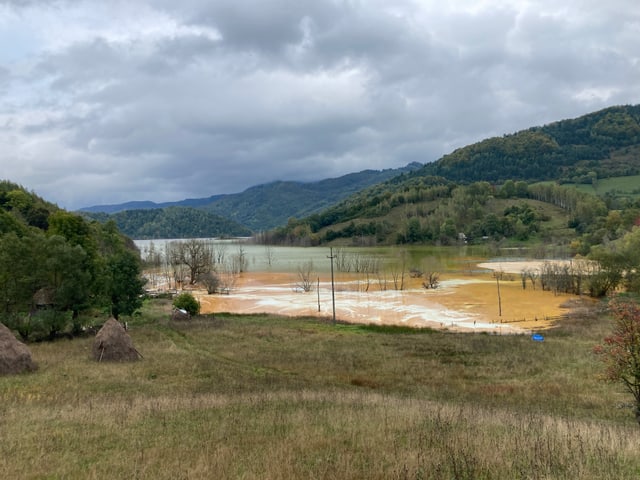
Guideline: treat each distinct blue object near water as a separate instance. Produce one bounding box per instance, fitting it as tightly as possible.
[531,333,544,342]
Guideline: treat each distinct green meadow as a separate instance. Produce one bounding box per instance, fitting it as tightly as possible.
[567,174,640,199]
[1,298,640,479]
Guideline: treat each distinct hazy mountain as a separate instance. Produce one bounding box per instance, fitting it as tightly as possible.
[80,195,227,214]
[79,163,422,231]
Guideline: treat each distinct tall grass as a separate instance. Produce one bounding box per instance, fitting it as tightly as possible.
[0,301,639,478]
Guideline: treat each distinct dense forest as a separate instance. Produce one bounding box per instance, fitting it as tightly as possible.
[0,181,146,341]
[83,207,252,240]
[269,105,640,248]
[81,164,422,233]
[417,105,640,183]
[201,164,422,231]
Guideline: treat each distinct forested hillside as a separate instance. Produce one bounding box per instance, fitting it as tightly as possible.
[201,165,422,231]
[268,178,603,246]
[83,207,251,239]
[0,180,146,341]
[269,106,640,247]
[80,194,227,214]
[417,105,640,183]
[80,164,422,233]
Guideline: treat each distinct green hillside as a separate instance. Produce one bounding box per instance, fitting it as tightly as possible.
[0,180,145,340]
[269,179,589,246]
[196,165,421,231]
[559,174,640,200]
[80,164,422,233]
[417,105,640,183]
[270,106,640,251]
[83,206,252,240]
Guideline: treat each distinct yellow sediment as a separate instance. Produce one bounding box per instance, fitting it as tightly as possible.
[194,268,580,331]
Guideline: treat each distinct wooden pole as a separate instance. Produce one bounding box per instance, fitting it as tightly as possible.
[495,273,502,317]
[328,248,336,324]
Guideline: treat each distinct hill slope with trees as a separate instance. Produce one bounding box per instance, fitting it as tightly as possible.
[269,106,640,267]
[416,105,640,183]
[80,164,422,233]
[201,165,422,231]
[0,180,146,341]
[83,207,252,239]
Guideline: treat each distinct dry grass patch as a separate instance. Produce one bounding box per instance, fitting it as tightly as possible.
[0,305,639,478]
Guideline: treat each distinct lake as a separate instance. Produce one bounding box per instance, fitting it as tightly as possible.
[134,238,578,334]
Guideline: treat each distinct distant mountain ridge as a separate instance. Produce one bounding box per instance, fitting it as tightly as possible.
[79,163,422,232]
[80,194,227,214]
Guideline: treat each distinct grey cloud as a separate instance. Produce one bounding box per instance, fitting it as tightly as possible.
[3,0,640,209]
[185,0,339,53]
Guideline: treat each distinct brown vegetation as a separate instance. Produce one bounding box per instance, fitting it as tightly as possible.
[1,303,639,478]
[92,318,141,362]
[0,322,36,375]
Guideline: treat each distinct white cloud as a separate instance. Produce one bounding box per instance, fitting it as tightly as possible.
[0,0,639,209]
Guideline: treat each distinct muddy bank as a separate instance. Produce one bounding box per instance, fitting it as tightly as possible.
[193,267,579,333]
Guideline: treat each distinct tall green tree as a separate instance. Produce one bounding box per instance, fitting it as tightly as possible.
[104,247,146,319]
[43,235,91,317]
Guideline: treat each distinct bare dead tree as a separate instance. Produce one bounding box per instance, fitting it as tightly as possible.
[295,260,315,292]
[198,271,221,294]
[213,242,227,265]
[422,271,440,289]
[233,244,248,273]
[264,245,276,267]
[184,239,214,284]
[218,262,239,294]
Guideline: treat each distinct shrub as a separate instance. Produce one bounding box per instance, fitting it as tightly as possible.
[172,292,200,316]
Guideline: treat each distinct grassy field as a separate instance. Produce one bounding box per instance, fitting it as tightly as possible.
[568,175,640,199]
[1,298,640,479]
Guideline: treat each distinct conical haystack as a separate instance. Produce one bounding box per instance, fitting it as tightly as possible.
[0,322,37,375]
[92,318,141,362]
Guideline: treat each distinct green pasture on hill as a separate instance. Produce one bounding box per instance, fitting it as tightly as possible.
[563,174,640,199]
[1,298,640,479]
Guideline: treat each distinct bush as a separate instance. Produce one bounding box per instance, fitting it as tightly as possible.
[172,292,200,316]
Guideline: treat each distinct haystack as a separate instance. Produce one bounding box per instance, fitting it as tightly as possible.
[92,318,141,362]
[0,322,37,375]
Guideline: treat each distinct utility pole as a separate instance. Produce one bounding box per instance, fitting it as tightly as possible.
[494,271,502,317]
[328,247,336,324]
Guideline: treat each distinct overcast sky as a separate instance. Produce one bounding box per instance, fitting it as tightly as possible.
[1,0,639,210]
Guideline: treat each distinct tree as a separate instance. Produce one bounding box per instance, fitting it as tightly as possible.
[167,239,213,285]
[594,298,640,424]
[43,235,89,308]
[198,271,221,294]
[173,292,200,316]
[105,249,146,319]
[0,232,40,325]
[295,261,315,292]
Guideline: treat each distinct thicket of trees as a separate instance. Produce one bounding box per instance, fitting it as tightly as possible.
[269,180,556,246]
[416,105,640,184]
[140,239,248,295]
[84,206,252,240]
[0,181,146,341]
